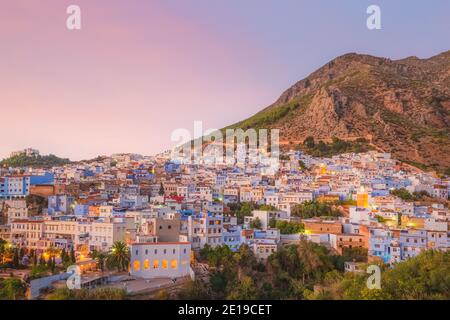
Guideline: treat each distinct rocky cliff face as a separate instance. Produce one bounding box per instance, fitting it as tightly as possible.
[229,51,450,171]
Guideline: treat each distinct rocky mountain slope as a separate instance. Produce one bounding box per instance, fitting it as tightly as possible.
[228,50,450,171]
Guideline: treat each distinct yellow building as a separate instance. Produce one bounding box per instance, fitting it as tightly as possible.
[320,163,327,175]
[356,187,369,208]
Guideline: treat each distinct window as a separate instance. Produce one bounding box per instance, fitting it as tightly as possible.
[154,249,157,254]
[173,249,176,254]
[143,259,149,270]
[153,260,159,269]
[171,260,177,269]
[162,260,168,269]
[133,260,140,271]
[183,248,187,254]
[145,249,148,255]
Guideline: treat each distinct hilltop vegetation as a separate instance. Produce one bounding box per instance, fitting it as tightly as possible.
[306,250,450,300]
[179,244,449,300]
[0,154,71,168]
[298,136,373,157]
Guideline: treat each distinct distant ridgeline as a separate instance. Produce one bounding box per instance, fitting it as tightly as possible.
[0,154,71,168]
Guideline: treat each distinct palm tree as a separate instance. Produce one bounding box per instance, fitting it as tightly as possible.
[0,241,13,265]
[0,238,7,264]
[107,241,130,272]
[89,249,108,272]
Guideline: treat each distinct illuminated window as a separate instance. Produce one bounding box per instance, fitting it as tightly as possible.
[133,260,140,271]
[143,259,149,270]
[171,260,177,269]
[162,260,168,269]
[153,260,159,269]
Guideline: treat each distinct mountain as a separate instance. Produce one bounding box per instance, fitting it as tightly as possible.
[227,50,450,172]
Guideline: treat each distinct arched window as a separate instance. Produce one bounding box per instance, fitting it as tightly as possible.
[162,260,168,269]
[133,260,140,271]
[171,260,177,269]
[153,260,159,269]
[143,259,149,270]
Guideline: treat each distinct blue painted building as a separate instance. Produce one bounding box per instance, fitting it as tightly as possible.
[48,195,75,214]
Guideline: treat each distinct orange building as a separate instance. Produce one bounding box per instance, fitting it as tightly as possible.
[330,233,367,254]
[89,205,101,217]
[303,219,342,235]
[356,188,369,208]
[400,215,425,229]
[316,194,340,203]
[29,184,66,197]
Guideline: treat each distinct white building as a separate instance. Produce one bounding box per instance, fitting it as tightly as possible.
[130,242,191,279]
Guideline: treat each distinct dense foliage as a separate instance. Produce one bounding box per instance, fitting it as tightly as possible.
[291,201,342,219]
[307,250,449,300]
[184,244,448,300]
[0,278,27,300]
[271,220,304,234]
[390,188,430,202]
[300,137,372,157]
[47,287,127,300]
[0,154,70,168]
[182,241,345,300]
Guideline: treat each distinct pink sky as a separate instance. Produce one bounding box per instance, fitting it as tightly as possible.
[1,0,448,160]
[0,0,283,160]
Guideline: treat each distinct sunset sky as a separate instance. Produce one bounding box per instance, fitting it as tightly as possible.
[1,0,449,160]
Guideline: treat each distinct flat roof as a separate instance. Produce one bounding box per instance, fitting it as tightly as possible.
[131,242,191,246]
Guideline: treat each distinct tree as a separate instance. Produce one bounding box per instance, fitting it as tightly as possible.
[390,188,414,201]
[47,287,127,300]
[61,248,67,264]
[12,248,20,268]
[155,289,169,300]
[342,247,368,263]
[107,241,130,272]
[268,218,276,228]
[0,278,27,300]
[178,279,210,300]
[227,276,258,300]
[275,220,304,234]
[89,250,108,272]
[29,264,50,280]
[159,183,165,196]
[298,160,307,170]
[291,201,342,219]
[249,217,262,229]
[39,254,46,266]
[69,248,76,264]
[304,136,315,149]
[0,239,7,264]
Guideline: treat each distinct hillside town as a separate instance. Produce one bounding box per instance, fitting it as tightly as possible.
[0,147,449,299]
